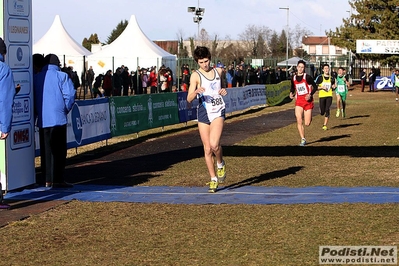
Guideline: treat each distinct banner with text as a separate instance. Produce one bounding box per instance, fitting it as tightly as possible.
[224,85,267,113]
[356,40,399,54]
[110,93,179,137]
[34,98,111,155]
[266,80,291,106]
[177,91,198,123]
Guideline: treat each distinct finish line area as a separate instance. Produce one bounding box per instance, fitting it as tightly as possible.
[5,185,399,205]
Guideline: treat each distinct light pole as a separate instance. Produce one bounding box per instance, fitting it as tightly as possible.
[188,1,205,41]
[346,10,352,75]
[279,6,289,78]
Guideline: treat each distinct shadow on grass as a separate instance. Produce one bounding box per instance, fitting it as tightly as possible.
[331,123,362,129]
[347,115,370,119]
[311,134,352,144]
[62,144,399,187]
[220,166,303,190]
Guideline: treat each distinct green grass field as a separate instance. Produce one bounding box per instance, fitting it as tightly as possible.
[2,87,399,266]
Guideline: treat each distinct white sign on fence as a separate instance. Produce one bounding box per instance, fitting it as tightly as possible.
[356,40,399,54]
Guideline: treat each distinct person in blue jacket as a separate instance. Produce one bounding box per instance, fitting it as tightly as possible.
[33,54,76,188]
[0,37,17,209]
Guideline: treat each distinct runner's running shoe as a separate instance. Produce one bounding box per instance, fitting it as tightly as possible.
[217,164,226,183]
[207,180,218,193]
[299,138,306,146]
[342,110,345,118]
[336,109,340,117]
[322,125,327,130]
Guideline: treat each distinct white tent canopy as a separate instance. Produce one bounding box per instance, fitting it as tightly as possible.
[33,15,91,76]
[277,57,309,67]
[88,15,176,75]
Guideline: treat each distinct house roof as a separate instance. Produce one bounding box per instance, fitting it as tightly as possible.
[302,36,329,45]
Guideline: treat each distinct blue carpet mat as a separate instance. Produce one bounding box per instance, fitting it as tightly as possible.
[4,185,399,205]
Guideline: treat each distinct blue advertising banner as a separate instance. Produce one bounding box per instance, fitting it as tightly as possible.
[374,76,394,91]
[177,91,198,123]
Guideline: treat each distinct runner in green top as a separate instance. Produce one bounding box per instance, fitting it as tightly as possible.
[394,69,399,101]
[335,67,349,118]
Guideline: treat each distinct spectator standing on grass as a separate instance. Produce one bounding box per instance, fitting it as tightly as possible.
[69,66,80,94]
[112,67,123,96]
[235,64,244,87]
[120,66,131,96]
[226,65,234,88]
[33,54,75,188]
[33,53,45,74]
[159,68,168,92]
[182,67,190,91]
[141,68,148,94]
[360,68,366,92]
[93,74,104,98]
[167,67,174,92]
[186,46,227,193]
[369,67,376,92]
[290,60,318,146]
[86,66,95,96]
[102,70,113,97]
[0,38,17,209]
[130,71,138,95]
[148,67,158,94]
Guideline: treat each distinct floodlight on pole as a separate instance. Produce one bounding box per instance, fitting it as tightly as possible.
[187,1,205,40]
[279,6,289,78]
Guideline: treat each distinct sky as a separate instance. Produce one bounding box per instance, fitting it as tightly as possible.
[32,0,352,44]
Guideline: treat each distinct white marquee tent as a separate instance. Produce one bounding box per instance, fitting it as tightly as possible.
[277,57,309,67]
[88,15,176,75]
[33,15,92,77]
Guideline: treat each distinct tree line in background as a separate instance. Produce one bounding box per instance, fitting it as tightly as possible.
[82,0,399,67]
[82,18,311,66]
[329,0,399,66]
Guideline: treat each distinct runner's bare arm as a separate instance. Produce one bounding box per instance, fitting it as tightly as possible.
[187,71,204,103]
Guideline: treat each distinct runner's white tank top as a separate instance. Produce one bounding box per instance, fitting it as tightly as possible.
[196,68,225,122]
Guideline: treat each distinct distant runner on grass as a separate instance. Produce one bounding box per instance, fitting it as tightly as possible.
[186,46,228,193]
[290,60,318,146]
[315,63,336,131]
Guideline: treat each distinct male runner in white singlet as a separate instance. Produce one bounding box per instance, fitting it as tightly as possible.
[187,46,228,193]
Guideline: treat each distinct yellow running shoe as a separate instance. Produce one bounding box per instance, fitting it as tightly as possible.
[217,164,226,183]
[207,180,218,193]
[336,109,340,117]
[322,125,327,130]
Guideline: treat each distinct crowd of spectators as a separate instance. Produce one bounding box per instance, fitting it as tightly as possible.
[70,61,295,99]
[72,64,175,98]
[180,61,290,91]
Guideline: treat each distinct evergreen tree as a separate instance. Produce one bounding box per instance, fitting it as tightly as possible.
[106,20,128,44]
[278,30,289,57]
[255,34,266,58]
[211,35,218,57]
[189,37,195,57]
[269,31,279,57]
[328,0,399,64]
[178,37,189,58]
[82,33,100,51]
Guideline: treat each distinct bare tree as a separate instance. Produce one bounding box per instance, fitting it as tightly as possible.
[238,25,272,58]
[198,28,210,46]
[290,24,313,50]
[176,29,189,58]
